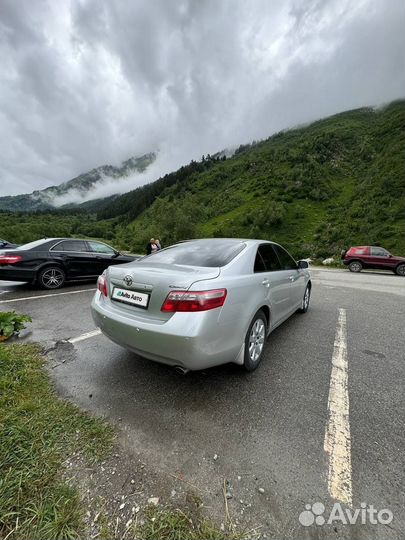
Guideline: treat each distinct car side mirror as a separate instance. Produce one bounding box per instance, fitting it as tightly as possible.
[112,250,120,258]
[298,260,309,269]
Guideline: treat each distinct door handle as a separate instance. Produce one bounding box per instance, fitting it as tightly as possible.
[262,279,270,287]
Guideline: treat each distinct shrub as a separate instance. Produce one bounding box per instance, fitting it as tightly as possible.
[0,311,32,341]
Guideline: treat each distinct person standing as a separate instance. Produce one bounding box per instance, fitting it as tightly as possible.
[146,238,157,255]
[155,239,162,250]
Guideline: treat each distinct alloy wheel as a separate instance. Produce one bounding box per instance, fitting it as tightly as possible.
[303,286,310,310]
[42,268,64,288]
[397,265,405,276]
[349,262,361,272]
[248,318,265,363]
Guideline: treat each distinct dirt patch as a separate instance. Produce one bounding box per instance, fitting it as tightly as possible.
[65,446,211,538]
[63,443,250,538]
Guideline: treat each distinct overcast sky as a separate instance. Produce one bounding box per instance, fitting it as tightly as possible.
[0,0,404,199]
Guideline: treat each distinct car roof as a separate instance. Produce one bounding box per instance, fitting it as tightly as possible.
[178,238,276,246]
[29,238,64,242]
[28,238,87,243]
[350,246,387,249]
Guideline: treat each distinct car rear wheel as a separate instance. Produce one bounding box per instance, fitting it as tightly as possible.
[396,264,405,276]
[244,310,267,372]
[38,266,66,289]
[298,284,311,313]
[348,261,362,273]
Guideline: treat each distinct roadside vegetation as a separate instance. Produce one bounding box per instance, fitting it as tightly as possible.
[130,505,244,540]
[1,100,404,259]
[0,212,117,246]
[0,312,32,342]
[0,343,113,540]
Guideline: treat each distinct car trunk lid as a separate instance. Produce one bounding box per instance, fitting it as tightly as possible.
[106,262,220,321]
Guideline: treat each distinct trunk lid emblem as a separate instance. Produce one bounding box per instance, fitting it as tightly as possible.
[123,275,133,287]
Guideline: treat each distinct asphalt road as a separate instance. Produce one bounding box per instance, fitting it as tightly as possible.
[1,268,404,539]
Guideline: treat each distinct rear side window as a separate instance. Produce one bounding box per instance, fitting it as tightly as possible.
[254,244,282,272]
[272,244,297,270]
[142,240,246,267]
[371,247,389,256]
[52,240,88,252]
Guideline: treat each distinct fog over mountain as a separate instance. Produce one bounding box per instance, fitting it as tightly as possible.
[0,153,157,211]
[0,0,403,197]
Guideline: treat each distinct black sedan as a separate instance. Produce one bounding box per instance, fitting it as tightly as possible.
[0,238,18,249]
[0,238,137,289]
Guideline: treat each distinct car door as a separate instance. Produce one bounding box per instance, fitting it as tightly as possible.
[50,240,98,278]
[272,244,304,310]
[253,244,290,328]
[87,241,119,274]
[369,247,396,270]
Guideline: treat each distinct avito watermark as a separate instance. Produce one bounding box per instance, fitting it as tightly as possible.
[299,502,393,527]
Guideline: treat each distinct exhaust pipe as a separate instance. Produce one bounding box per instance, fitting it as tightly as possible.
[174,365,189,375]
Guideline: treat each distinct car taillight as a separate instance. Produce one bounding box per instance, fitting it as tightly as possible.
[0,255,22,265]
[161,289,227,312]
[97,275,108,297]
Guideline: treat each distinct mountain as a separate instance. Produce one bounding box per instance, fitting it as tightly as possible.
[0,153,156,212]
[0,101,403,259]
[101,100,405,258]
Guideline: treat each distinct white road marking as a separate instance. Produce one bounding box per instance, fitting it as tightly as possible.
[68,329,101,343]
[0,288,95,304]
[324,308,353,506]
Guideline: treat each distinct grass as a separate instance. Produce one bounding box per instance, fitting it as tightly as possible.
[131,506,246,540]
[0,343,113,540]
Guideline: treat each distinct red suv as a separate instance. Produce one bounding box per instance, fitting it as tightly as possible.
[342,246,405,276]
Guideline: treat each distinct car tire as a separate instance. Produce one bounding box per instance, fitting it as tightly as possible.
[243,310,267,372]
[38,266,66,289]
[298,284,311,313]
[395,264,405,276]
[348,261,362,273]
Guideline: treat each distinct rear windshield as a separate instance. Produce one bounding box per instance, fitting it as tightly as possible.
[16,239,49,250]
[142,240,246,267]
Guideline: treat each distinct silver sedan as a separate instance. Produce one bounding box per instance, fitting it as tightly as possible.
[91,239,311,372]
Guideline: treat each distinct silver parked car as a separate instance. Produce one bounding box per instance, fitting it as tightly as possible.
[91,239,311,372]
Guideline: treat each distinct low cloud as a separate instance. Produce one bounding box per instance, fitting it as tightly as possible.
[50,150,184,206]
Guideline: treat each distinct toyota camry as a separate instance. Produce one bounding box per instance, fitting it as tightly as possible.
[91,238,311,372]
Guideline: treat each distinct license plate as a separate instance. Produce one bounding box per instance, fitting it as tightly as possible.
[112,287,150,308]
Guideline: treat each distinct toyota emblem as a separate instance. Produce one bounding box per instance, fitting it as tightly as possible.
[123,275,133,287]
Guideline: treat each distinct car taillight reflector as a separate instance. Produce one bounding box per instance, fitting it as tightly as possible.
[97,275,108,297]
[0,255,22,265]
[161,289,227,312]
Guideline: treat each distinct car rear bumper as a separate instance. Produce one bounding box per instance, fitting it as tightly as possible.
[91,292,243,370]
[0,267,36,282]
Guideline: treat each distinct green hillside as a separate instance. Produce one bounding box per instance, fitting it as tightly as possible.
[109,100,405,258]
[1,101,404,259]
